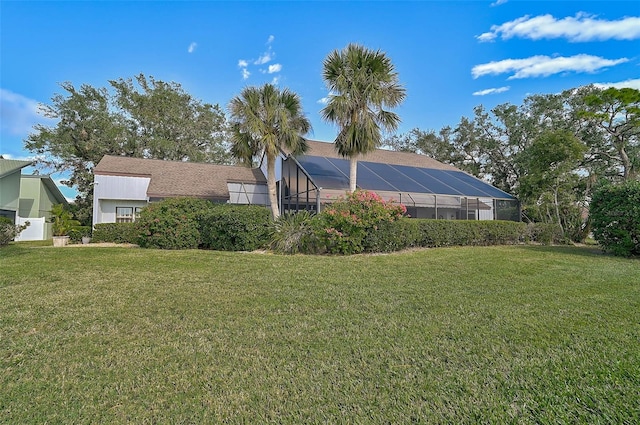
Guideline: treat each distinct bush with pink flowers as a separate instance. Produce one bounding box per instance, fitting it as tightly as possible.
[314,190,407,255]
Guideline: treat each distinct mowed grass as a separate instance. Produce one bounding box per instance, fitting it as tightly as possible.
[1,243,639,424]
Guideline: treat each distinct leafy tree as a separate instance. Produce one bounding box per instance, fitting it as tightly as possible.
[228,84,311,219]
[384,127,467,167]
[580,87,640,181]
[321,43,406,192]
[590,180,640,257]
[24,74,230,225]
[518,130,587,240]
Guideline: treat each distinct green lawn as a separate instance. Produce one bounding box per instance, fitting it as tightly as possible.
[1,243,639,423]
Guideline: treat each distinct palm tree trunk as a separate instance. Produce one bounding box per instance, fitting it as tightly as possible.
[349,156,358,193]
[266,154,280,219]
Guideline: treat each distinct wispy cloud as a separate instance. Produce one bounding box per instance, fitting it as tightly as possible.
[472,86,510,96]
[478,13,640,42]
[271,76,280,85]
[267,64,282,74]
[0,88,54,136]
[490,0,508,7]
[254,52,272,65]
[188,42,197,53]
[237,35,279,80]
[594,78,640,90]
[472,54,628,79]
[317,97,330,105]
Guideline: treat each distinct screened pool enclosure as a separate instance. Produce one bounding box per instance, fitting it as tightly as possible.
[280,155,520,221]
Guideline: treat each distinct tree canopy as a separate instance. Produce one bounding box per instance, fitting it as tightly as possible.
[25,74,230,224]
[321,43,406,192]
[228,83,311,219]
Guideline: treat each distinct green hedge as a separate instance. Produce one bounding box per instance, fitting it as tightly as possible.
[92,223,140,244]
[68,226,92,243]
[200,205,272,251]
[136,198,214,250]
[590,181,640,257]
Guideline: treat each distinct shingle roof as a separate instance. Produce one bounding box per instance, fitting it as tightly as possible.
[94,156,266,199]
[300,140,460,172]
[0,159,32,179]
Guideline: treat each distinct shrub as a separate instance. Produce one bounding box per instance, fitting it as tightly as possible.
[315,190,406,255]
[270,211,317,254]
[525,222,566,245]
[362,218,421,253]
[590,181,640,257]
[137,198,214,249]
[200,205,272,251]
[68,226,92,243]
[415,219,526,248]
[0,218,29,246]
[92,223,140,244]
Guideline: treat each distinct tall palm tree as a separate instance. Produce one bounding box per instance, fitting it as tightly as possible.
[321,43,406,192]
[228,84,311,219]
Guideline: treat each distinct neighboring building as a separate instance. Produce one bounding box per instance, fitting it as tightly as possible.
[93,140,519,225]
[1,158,69,240]
[0,159,32,222]
[17,175,69,240]
[92,156,268,225]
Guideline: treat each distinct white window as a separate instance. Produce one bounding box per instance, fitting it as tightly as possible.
[116,207,133,223]
[116,207,144,223]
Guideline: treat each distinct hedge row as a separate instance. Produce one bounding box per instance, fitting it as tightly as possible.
[93,199,273,251]
[92,223,140,244]
[360,219,561,253]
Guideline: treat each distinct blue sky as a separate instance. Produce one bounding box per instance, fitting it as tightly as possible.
[1,0,639,199]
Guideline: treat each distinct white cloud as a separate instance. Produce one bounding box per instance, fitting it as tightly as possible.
[188,42,197,53]
[593,78,640,90]
[267,35,275,44]
[490,0,508,7]
[267,64,282,74]
[478,13,640,42]
[0,88,54,136]
[271,76,280,85]
[472,86,510,96]
[317,97,330,105]
[472,54,628,79]
[238,59,249,68]
[242,68,251,80]
[254,52,272,65]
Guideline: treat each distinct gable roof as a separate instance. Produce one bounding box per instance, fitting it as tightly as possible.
[0,159,32,179]
[300,140,461,172]
[94,155,266,199]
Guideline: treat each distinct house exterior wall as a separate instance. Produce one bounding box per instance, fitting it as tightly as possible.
[93,174,151,225]
[0,171,22,220]
[96,199,149,224]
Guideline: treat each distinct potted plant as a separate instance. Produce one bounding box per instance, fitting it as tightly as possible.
[50,204,80,247]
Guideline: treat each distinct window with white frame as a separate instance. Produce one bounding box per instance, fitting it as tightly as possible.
[116,207,144,223]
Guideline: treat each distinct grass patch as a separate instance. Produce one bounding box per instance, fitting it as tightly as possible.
[1,244,639,423]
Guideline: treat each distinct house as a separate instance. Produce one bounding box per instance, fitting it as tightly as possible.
[92,156,268,225]
[92,140,519,225]
[0,158,69,240]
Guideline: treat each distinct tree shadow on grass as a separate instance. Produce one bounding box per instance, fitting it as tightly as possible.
[517,244,639,260]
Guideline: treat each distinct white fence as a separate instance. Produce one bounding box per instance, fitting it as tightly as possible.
[15,217,47,241]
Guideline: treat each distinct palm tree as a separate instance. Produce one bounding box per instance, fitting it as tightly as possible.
[228,84,312,219]
[321,43,406,192]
